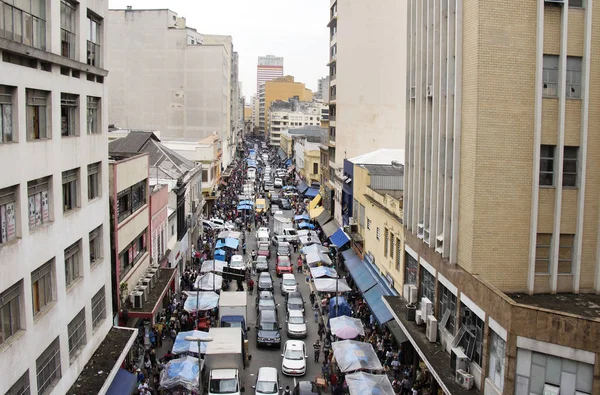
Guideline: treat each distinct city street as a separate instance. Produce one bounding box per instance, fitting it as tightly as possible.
[242,206,325,393]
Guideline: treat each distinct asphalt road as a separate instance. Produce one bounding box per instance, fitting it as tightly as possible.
[242,204,324,394]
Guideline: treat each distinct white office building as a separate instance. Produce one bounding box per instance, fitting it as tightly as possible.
[269,102,326,147]
[0,0,114,393]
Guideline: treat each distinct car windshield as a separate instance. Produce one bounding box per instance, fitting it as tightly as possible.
[259,245,269,251]
[288,303,302,310]
[278,260,290,267]
[210,379,238,394]
[284,348,304,360]
[289,316,304,324]
[287,230,297,235]
[256,381,278,394]
[259,292,273,300]
[283,279,296,286]
[230,261,243,268]
[260,322,277,330]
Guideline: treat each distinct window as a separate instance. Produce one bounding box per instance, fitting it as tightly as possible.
[91,286,106,329]
[313,162,319,175]
[60,0,76,59]
[558,233,574,274]
[6,371,30,395]
[31,260,53,315]
[488,331,506,392]
[563,146,578,187]
[396,238,401,270]
[0,0,46,50]
[384,228,389,257]
[89,225,102,265]
[569,0,584,7]
[60,93,78,136]
[438,284,457,334]
[419,267,435,302]
[67,308,86,360]
[404,252,418,285]
[36,338,61,395]
[62,168,79,212]
[28,176,50,230]
[64,240,81,287]
[376,227,380,240]
[366,218,371,230]
[389,235,394,260]
[535,233,552,274]
[539,145,555,186]
[0,185,17,244]
[86,96,100,134]
[566,56,582,99]
[0,281,21,345]
[358,203,365,228]
[542,55,558,97]
[87,12,101,67]
[117,180,147,223]
[87,162,100,200]
[0,85,14,143]
[119,230,147,280]
[352,198,358,220]
[459,304,484,366]
[26,89,49,140]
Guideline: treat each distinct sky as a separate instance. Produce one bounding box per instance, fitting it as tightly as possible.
[108,0,330,102]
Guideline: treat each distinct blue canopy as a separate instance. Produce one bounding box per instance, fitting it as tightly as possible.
[329,296,352,319]
[172,330,212,354]
[225,238,239,249]
[298,222,315,230]
[305,187,319,198]
[330,228,351,248]
[238,200,254,206]
[364,284,393,325]
[214,249,226,261]
[294,214,310,221]
[247,162,257,168]
[298,182,309,194]
[160,356,201,391]
[107,369,137,395]
[237,204,253,210]
[282,186,296,190]
[342,250,377,293]
[285,159,292,166]
[215,240,225,249]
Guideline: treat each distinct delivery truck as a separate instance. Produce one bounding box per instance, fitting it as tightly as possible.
[219,291,248,339]
[273,216,298,244]
[204,328,247,395]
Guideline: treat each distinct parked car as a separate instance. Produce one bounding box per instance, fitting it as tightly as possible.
[286,310,307,338]
[257,272,274,292]
[277,243,291,258]
[276,256,293,276]
[280,273,298,295]
[255,227,270,239]
[256,290,274,305]
[281,340,307,376]
[256,310,281,348]
[253,367,281,395]
[293,382,322,395]
[257,243,271,259]
[229,254,245,271]
[274,178,283,188]
[255,256,269,272]
[280,199,292,210]
[271,235,288,247]
[210,218,236,230]
[257,298,277,315]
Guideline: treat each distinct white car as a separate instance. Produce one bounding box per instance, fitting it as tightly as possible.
[280,273,298,295]
[281,340,307,376]
[286,310,307,338]
[229,255,246,271]
[253,367,281,395]
[274,178,283,188]
[255,227,270,239]
[210,218,235,230]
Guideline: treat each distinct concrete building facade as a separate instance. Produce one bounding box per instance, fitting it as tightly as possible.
[260,76,313,137]
[380,1,600,395]
[317,76,330,102]
[269,100,326,147]
[256,54,283,95]
[106,8,237,168]
[324,0,407,225]
[293,140,321,185]
[0,0,116,392]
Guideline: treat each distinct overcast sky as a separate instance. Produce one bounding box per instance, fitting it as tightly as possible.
[108,0,330,101]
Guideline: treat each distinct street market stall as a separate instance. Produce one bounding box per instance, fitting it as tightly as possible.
[159,356,202,393]
[310,266,338,278]
[331,340,383,372]
[329,316,365,340]
[200,260,227,273]
[183,291,219,313]
[345,372,394,395]
[313,278,351,293]
[306,251,332,266]
[172,330,212,354]
[194,273,223,291]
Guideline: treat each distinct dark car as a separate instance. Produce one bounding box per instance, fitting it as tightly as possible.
[257,272,274,292]
[270,196,283,208]
[255,256,269,272]
[277,244,291,258]
[258,243,271,259]
[293,382,322,395]
[286,296,305,314]
[285,291,304,303]
[280,199,292,210]
[257,298,277,315]
[255,290,274,306]
[256,310,281,348]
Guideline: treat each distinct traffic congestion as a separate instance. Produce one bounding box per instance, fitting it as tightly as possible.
[146,137,419,395]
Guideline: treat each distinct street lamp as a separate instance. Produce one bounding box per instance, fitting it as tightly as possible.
[329,243,339,316]
[185,335,214,379]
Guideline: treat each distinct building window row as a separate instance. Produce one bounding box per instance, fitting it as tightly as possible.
[404,252,418,285]
[67,308,86,361]
[539,145,578,187]
[535,232,574,274]
[0,0,46,50]
[64,240,82,288]
[395,237,401,271]
[438,284,457,335]
[6,370,30,395]
[118,229,148,281]
[456,304,485,367]
[542,55,582,99]
[0,85,102,143]
[117,179,147,223]
[36,337,61,394]
[419,267,435,302]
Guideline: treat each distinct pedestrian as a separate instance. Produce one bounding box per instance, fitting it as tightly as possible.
[321,361,330,385]
[400,376,411,395]
[313,339,322,362]
[242,242,247,256]
[248,278,254,294]
[309,291,316,306]
[391,358,401,379]
[313,304,319,323]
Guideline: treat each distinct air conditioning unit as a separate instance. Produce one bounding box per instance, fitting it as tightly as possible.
[407,285,418,304]
[145,274,156,288]
[139,277,151,289]
[426,85,433,98]
[426,315,438,342]
[455,369,474,390]
[151,262,160,271]
[451,347,469,372]
[130,291,144,308]
[421,297,433,318]
[349,217,356,225]
[136,284,149,300]
[415,310,424,325]
[147,268,159,284]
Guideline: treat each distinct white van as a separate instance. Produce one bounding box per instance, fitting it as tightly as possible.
[257,231,270,245]
[247,168,256,180]
[229,255,245,271]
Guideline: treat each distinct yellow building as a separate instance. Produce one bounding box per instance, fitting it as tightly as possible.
[262,76,313,137]
[303,147,321,185]
[244,106,252,122]
[280,131,294,157]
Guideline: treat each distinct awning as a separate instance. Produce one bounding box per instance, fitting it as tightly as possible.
[278,148,287,160]
[385,320,408,344]
[314,278,352,293]
[330,228,351,248]
[106,369,137,395]
[342,250,377,293]
[288,165,296,172]
[305,187,319,199]
[322,220,340,239]
[285,159,292,166]
[224,238,239,249]
[309,195,322,210]
[364,284,393,324]
[298,182,309,194]
[316,211,332,227]
[310,206,325,219]
[295,214,310,221]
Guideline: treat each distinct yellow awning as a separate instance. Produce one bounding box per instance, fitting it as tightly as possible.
[309,194,322,211]
[310,206,325,219]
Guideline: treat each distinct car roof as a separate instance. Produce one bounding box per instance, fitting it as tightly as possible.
[259,272,271,279]
[259,310,277,321]
[287,291,302,298]
[282,273,295,280]
[231,255,243,261]
[258,291,273,298]
[285,340,305,350]
[288,310,303,317]
[257,367,278,382]
[257,256,267,261]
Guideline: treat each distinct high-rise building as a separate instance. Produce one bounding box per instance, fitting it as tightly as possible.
[382,1,600,394]
[0,0,124,393]
[257,55,284,94]
[106,8,239,168]
[317,76,330,101]
[323,0,407,226]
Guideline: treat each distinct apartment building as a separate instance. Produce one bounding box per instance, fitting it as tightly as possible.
[106,8,238,168]
[293,139,321,185]
[324,0,407,226]
[269,99,326,146]
[316,76,330,102]
[257,54,284,95]
[0,0,127,393]
[382,1,600,394]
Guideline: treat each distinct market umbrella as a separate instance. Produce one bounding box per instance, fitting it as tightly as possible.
[194,273,223,290]
[225,238,239,249]
[214,249,226,261]
[310,266,338,278]
[302,244,330,255]
[172,330,212,354]
[298,222,315,230]
[160,356,202,391]
[215,240,226,249]
[313,278,352,293]
[294,214,310,221]
[345,372,394,395]
[183,291,219,313]
[330,316,365,339]
[200,260,226,273]
[332,340,383,372]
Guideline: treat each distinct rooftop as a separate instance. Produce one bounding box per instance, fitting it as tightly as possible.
[349,149,405,166]
[372,189,404,199]
[67,327,137,395]
[129,268,177,313]
[508,293,600,320]
[362,164,404,176]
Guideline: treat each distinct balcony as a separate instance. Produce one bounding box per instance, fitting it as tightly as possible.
[87,40,100,67]
[327,53,337,66]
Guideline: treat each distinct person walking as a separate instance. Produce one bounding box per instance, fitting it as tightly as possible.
[242,242,247,256]
[247,278,254,294]
[313,339,322,362]
[309,291,316,306]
